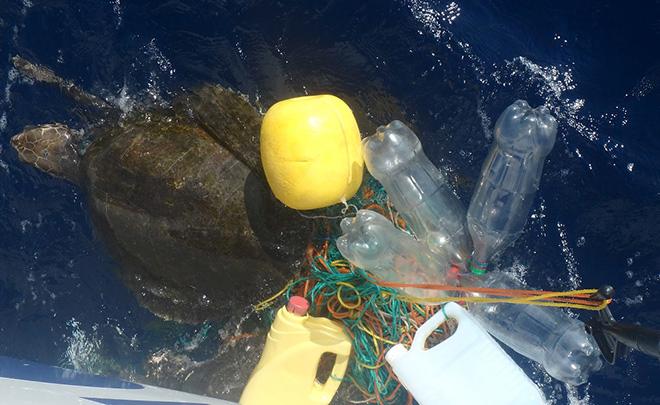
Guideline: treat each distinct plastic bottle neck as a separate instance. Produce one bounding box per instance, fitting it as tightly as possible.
[468,255,488,275]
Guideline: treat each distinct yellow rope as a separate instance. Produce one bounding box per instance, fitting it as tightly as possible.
[253,280,294,312]
[356,322,400,346]
[336,281,362,309]
[396,291,610,311]
[355,358,387,370]
[331,259,352,268]
[253,278,608,313]
[413,303,426,315]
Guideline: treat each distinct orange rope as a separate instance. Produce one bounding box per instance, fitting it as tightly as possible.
[363,203,386,216]
[371,278,606,308]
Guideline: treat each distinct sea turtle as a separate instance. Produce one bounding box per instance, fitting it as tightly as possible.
[10,56,310,323]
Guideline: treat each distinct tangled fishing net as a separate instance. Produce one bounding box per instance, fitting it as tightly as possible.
[255,176,432,404]
[254,175,610,404]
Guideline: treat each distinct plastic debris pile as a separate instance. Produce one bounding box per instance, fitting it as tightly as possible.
[254,177,440,404]
[245,96,616,405]
[252,177,609,404]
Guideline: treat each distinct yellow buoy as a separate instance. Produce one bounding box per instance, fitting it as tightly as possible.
[260,95,364,210]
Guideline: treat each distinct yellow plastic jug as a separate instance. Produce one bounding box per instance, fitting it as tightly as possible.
[240,296,352,405]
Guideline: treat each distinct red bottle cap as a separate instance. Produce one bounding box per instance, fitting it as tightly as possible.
[448,264,461,278]
[286,296,310,316]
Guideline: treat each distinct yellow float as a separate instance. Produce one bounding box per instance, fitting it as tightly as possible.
[260,95,363,210]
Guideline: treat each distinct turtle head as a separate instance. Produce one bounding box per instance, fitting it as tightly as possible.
[11,123,82,184]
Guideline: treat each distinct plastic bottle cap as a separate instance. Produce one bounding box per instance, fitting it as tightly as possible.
[448,264,461,278]
[286,296,310,316]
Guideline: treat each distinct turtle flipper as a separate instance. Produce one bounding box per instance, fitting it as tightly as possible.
[12,55,117,118]
[183,84,264,177]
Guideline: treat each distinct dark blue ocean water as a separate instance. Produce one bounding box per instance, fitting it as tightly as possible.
[0,0,659,403]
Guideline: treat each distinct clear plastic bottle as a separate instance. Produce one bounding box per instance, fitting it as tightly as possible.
[336,209,450,298]
[467,101,557,271]
[466,271,603,385]
[362,120,470,265]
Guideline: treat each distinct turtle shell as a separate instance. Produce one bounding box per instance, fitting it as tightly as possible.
[81,97,307,323]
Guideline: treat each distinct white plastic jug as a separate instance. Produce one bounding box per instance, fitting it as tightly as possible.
[385,302,546,405]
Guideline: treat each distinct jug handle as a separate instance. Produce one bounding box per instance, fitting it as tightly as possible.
[411,302,462,351]
[311,350,351,402]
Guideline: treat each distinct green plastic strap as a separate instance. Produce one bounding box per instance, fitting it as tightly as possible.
[468,256,488,275]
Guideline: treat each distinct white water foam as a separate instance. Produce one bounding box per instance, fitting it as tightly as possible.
[566,383,592,405]
[101,38,178,114]
[503,259,530,286]
[406,0,462,38]
[21,0,33,14]
[63,318,104,373]
[106,81,135,115]
[5,67,18,104]
[557,222,581,289]
[111,0,122,27]
[145,38,175,77]
[179,323,212,352]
